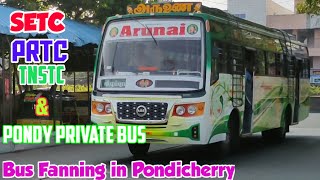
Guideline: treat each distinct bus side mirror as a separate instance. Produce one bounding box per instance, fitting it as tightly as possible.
[211,47,219,59]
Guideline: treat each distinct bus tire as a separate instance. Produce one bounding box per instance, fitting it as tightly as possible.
[262,107,290,143]
[128,143,150,157]
[226,111,241,153]
[215,110,240,156]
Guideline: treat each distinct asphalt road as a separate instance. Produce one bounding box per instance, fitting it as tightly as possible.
[310,97,320,113]
[0,113,319,180]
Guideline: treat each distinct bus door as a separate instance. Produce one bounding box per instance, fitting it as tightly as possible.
[293,58,302,124]
[243,48,255,134]
[0,58,3,130]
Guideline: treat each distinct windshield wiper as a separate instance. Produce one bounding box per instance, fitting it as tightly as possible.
[134,19,158,46]
[111,42,118,73]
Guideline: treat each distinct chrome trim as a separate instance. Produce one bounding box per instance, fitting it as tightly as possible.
[146,139,167,142]
[136,105,147,117]
[102,94,182,99]
[115,119,168,125]
[115,102,171,125]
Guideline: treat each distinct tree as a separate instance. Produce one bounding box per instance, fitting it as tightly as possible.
[46,0,142,25]
[297,0,320,14]
[4,0,49,11]
[3,0,143,25]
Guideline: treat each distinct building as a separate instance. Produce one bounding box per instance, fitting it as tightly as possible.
[267,0,320,82]
[228,0,320,83]
[227,0,293,25]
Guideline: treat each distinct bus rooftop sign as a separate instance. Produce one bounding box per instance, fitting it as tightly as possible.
[127,2,202,14]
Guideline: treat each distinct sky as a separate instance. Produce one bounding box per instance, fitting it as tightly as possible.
[173,0,295,11]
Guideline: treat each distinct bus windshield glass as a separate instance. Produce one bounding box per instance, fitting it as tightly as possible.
[97,18,204,92]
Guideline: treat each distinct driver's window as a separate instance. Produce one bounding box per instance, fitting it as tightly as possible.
[210,41,222,84]
[215,42,228,74]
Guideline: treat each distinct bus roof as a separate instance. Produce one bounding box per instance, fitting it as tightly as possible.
[106,2,307,48]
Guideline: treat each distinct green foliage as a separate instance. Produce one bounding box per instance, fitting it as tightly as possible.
[310,85,320,96]
[5,0,50,11]
[3,0,143,25]
[297,0,320,14]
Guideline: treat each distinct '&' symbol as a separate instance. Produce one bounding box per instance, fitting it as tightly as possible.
[35,97,49,117]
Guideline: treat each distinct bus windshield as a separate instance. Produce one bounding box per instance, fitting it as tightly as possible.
[97,18,204,92]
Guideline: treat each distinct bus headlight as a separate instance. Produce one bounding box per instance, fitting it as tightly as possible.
[187,105,197,115]
[175,106,185,116]
[173,102,205,117]
[96,103,104,113]
[92,101,112,115]
[105,104,112,114]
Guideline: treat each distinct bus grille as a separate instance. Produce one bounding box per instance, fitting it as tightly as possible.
[117,102,168,120]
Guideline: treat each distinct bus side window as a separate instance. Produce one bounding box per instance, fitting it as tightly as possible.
[267,52,276,76]
[300,60,305,78]
[215,42,228,74]
[275,53,282,76]
[282,54,289,77]
[211,43,220,84]
[303,59,309,79]
[256,50,266,75]
[307,59,311,78]
[229,45,243,74]
[302,59,306,79]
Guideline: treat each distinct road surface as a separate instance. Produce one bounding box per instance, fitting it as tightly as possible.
[0,113,319,180]
[310,97,320,113]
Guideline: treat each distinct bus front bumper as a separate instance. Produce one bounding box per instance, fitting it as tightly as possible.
[91,116,207,145]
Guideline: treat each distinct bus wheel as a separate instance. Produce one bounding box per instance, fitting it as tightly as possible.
[262,108,290,143]
[226,112,241,153]
[217,111,240,155]
[128,143,150,157]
